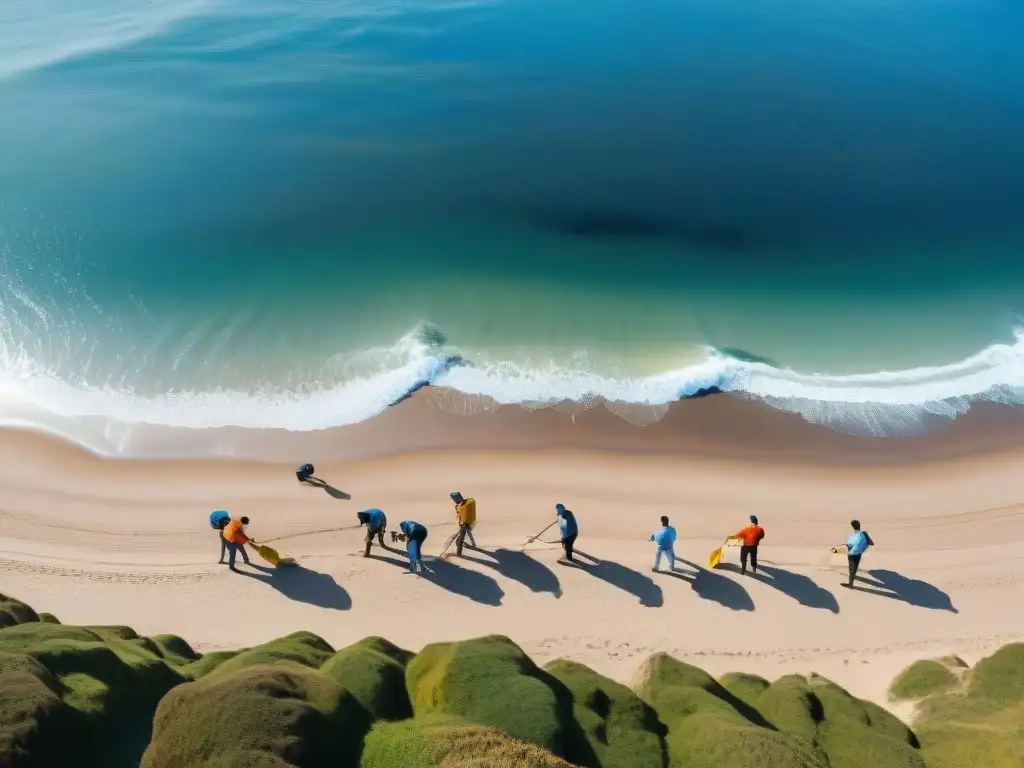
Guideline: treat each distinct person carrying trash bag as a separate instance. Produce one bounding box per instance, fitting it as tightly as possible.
[357,508,388,557]
[397,520,428,573]
[210,510,231,564]
[451,491,477,556]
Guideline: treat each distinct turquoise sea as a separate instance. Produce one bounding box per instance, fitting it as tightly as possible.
[1,0,1023,453]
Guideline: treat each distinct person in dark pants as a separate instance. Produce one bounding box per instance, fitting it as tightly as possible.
[356,509,387,557]
[556,503,578,563]
[730,515,766,576]
[451,491,477,556]
[844,519,874,587]
[398,520,428,573]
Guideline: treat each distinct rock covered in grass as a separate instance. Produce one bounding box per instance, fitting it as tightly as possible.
[889,659,963,701]
[544,658,666,768]
[0,594,39,629]
[405,635,584,762]
[360,714,576,768]
[141,664,371,768]
[205,631,335,678]
[320,637,414,722]
[914,643,1024,768]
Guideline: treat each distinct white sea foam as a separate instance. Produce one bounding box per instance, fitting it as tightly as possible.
[1,323,1024,457]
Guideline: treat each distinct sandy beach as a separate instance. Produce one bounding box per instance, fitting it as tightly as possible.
[1,393,1022,715]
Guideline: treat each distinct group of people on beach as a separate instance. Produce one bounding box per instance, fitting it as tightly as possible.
[210,463,875,588]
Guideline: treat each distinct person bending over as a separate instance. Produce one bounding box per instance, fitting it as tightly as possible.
[398,520,428,573]
[357,508,388,557]
[222,516,255,571]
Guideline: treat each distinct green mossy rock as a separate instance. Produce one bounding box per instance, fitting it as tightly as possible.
[141,664,371,768]
[405,635,585,762]
[208,632,335,678]
[889,660,960,701]
[0,595,39,629]
[320,637,414,721]
[720,672,771,709]
[545,658,665,768]
[915,644,1024,768]
[360,715,576,768]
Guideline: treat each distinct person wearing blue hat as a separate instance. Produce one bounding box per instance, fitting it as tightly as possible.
[398,520,429,573]
[450,491,477,556]
[209,510,231,564]
[356,508,388,557]
[556,503,578,563]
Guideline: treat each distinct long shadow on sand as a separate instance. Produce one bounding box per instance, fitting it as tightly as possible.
[849,569,958,613]
[367,552,505,607]
[572,550,663,607]
[461,547,562,598]
[301,476,352,500]
[718,562,839,614]
[673,559,754,612]
[234,564,352,610]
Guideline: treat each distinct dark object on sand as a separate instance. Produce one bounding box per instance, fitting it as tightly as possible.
[296,463,315,482]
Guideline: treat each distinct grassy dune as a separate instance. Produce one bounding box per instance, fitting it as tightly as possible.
[0,592,1019,767]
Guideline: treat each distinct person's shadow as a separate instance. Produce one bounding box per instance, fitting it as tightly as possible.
[366,552,506,607]
[851,569,958,613]
[672,559,755,612]
[573,550,663,607]
[460,548,563,598]
[719,563,839,614]
[301,476,351,500]
[234,564,352,610]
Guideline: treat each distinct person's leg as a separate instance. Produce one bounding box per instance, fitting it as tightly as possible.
[565,534,576,562]
[466,526,476,548]
[848,554,861,585]
[219,531,227,563]
[377,526,386,548]
[364,527,373,557]
[667,546,676,571]
[750,546,758,574]
[227,542,237,569]
[407,537,421,571]
[740,546,750,575]
[455,524,467,556]
[653,548,663,572]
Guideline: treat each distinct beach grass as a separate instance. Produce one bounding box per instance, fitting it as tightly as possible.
[0,592,1018,767]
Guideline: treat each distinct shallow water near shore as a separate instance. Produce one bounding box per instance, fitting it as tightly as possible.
[1,0,1023,452]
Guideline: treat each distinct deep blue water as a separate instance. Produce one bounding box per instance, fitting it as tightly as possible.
[1,0,1023,452]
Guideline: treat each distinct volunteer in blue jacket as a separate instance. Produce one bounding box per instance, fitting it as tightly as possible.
[844,519,875,587]
[357,508,388,557]
[210,510,231,564]
[650,515,677,572]
[398,520,428,573]
[556,503,578,563]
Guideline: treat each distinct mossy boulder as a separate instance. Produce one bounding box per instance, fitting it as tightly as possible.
[0,622,185,767]
[184,649,241,679]
[320,637,413,721]
[405,635,590,763]
[0,651,80,767]
[914,644,1024,768]
[545,659,665,768]
[36,613,60,625]
[720,672,771,709]
[149,635,200,667]
[632,653,825,768]
[207,632,335,678]
[141,664,372,768]
[889,659,961,701]
[360,715,576,768]
[0,594,39,629]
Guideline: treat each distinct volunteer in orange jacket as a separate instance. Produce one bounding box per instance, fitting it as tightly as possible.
[222,516,255,570]
[730,515,766,576]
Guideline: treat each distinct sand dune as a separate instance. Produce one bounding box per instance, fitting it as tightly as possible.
[1,394,1022,712]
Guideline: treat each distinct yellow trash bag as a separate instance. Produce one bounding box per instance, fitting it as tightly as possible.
[708,538,731,569]
[252,543,297,567]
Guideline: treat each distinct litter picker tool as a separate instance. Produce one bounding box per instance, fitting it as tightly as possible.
[521,520,560,550]
[437,531,459,562]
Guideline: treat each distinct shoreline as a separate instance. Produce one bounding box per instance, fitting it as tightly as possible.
[3,389,1024,465]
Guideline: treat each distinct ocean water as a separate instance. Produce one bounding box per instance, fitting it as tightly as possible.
[1,0,1024,455]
